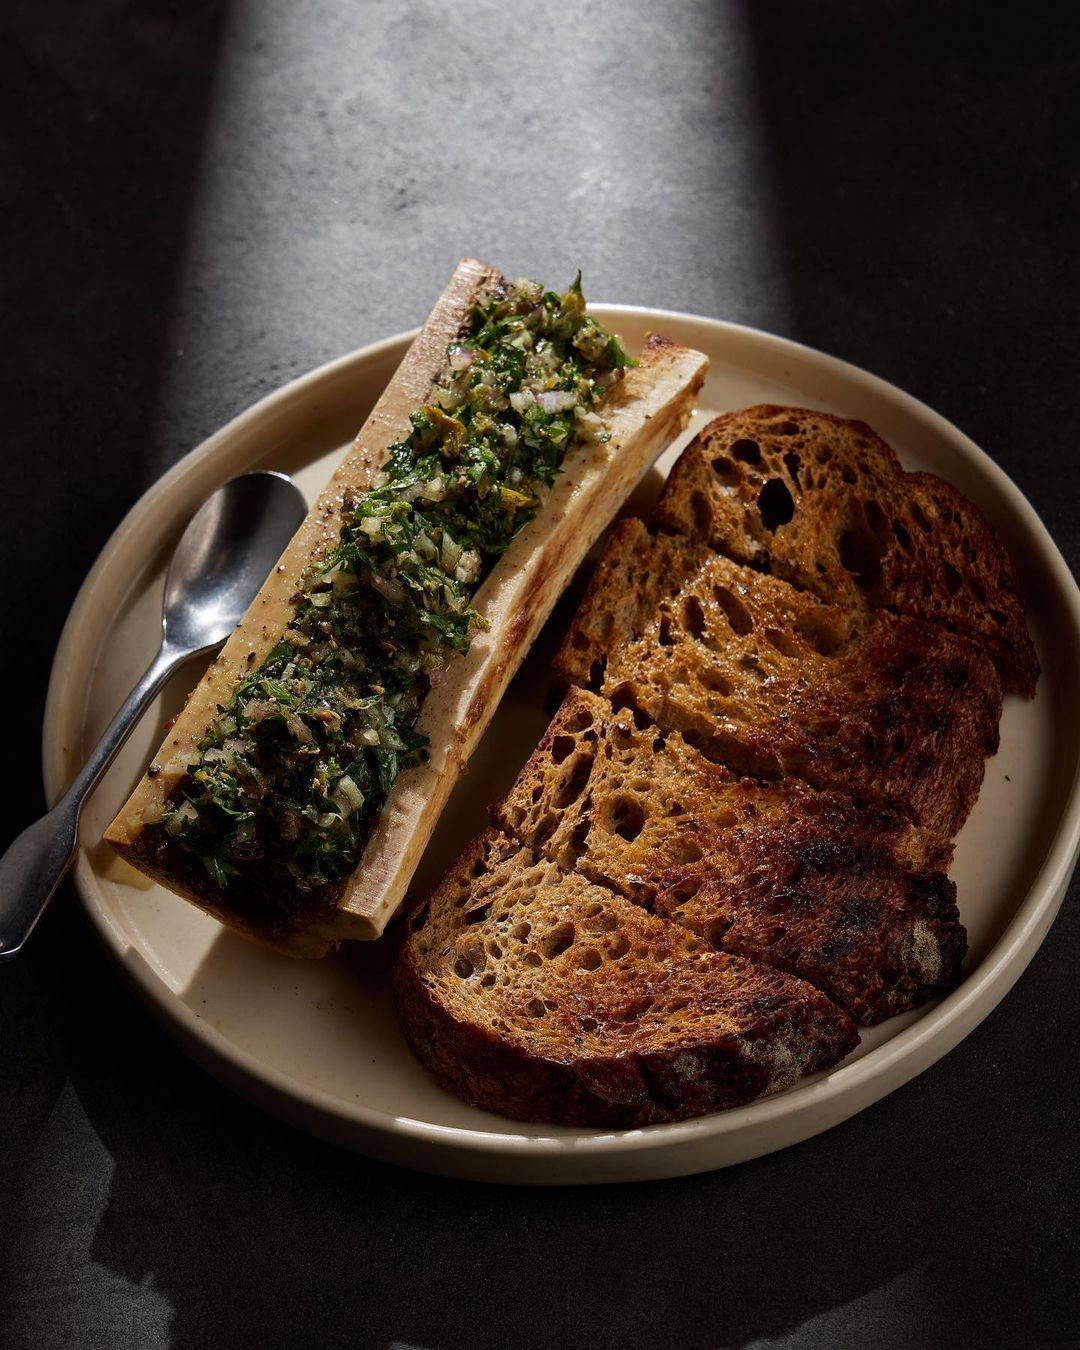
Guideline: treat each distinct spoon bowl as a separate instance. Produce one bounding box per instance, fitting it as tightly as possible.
[0,470,308,960]
[162,472,306,653]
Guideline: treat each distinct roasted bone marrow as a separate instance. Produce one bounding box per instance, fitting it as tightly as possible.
[156,278,633,903]
[105,260,709,953]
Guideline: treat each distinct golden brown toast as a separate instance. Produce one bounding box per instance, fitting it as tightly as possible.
[556,521,1002,859]
[493,688,966,1024]
[396,406,1022,1125]
[394,828,858,1127]
[652,405,1038,696]
[554,526,703,694]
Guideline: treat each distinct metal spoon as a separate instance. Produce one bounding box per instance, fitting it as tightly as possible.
[0,470,308,961]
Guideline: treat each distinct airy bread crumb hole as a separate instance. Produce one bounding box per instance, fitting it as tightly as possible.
[757,478,796,531]
[608,795,646,842]
[711,455,742,487]
[555,752,594,808]
[764,626,800,657]
[681,595,707,640]
[669,838,704,864]
[667,876,703,904]
[704,917,733,949]
[731,438,761,464]
[795,612,849,658]
[551,734,577,764]
[540,922,576,959]
[700,668,734,696]
[712,584,754,636]
[560,817,591,866]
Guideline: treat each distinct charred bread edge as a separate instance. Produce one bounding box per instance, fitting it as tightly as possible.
[104,258,708,954]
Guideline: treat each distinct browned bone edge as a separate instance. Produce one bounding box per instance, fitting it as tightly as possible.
[104,256,708,950]
[340,334,708,939]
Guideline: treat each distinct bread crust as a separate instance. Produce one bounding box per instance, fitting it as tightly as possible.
[652,405,1038,695]
[493,687,966,1024]
[104,261,708,955]
[395,829,858,1127]
[556,520,1001,859]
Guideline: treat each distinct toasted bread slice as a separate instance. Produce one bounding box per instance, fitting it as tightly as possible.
[652,405,1038,695]
[553,525,702,693]
[493,688,966,1024]
[395,828,859,1127]
[105,262,708,956]
[558,521,1001,858]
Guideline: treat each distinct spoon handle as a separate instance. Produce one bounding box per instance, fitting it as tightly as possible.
[0,637,189,961]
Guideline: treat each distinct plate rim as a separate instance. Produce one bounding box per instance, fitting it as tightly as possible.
[43,306,1080,1182]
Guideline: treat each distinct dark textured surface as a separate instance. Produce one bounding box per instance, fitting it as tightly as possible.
[2,2,1078,1347]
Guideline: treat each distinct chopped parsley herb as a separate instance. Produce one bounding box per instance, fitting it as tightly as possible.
[156,274,632,905]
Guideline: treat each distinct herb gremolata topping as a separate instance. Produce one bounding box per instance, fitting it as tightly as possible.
[156,275,632,902]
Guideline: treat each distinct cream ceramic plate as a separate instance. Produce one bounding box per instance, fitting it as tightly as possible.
[44,308,1080,1185]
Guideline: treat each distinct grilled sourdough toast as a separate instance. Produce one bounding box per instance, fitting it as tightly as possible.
[105,261,708,955]
[493,688,965,1024]
[397,407,1022,1125]
[556,520,1002,859]
[395,828,858,1127]
[652,405,1038,695]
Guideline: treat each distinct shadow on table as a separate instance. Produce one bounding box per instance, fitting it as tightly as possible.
[0,0,231,1161]
[740,1,1080,552]
[65,949,1073,1350]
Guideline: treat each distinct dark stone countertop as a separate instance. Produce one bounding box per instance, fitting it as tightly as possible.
[2,3,1078,1347]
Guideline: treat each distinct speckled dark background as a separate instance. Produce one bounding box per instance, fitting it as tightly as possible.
[3,3,1079,1347]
